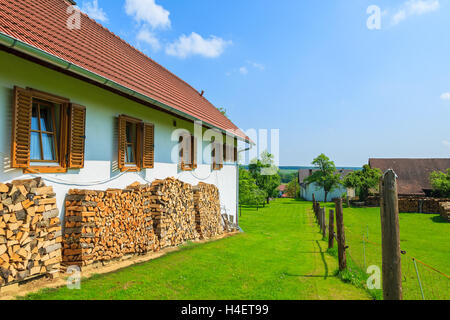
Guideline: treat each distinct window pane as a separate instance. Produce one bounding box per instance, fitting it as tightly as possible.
[42,133,56,161]
[30,131,41,160]
[126,144,135,163]
[126,122,136,143]
[40,106,54,132]
[31,104,39,130]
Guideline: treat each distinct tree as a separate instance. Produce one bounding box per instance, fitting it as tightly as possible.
[430,169,450,198]
[248,151,281,204]
[285,177,300,198]
[343,164,382,202]
[239,167,267,208]
[217,107,227,116]
[305,154,341,203]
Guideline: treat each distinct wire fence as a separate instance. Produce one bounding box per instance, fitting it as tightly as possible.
[343,224,449,300]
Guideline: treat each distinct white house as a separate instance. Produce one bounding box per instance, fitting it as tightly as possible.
[298,168,356,202]
[0,0,251,225]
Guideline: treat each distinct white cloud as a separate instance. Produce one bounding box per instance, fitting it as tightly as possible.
[125,0,171,30]
[166,32,232,59]
[440,92,450,100]
[239,67,248,75]
[391,0,440,25]
[81,0,108,22]
[443,140,450,147]
[247,61,265,71]
[137,28,161,51]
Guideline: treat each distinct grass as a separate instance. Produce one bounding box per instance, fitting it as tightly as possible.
[316,202,450,300]
[21,199,370,300]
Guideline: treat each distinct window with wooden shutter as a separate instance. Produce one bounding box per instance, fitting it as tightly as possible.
[11,86,33,168]
[192,136,197,169]
[117,115,153,172]
[117,115,127,171]
[67,104,86,169]
[142,123,155,169]
[212,141,223,170]
[10,87,80,173]
[179,133,194,171]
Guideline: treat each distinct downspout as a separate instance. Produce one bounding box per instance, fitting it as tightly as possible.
[236,144,254,232]
[0,32,249,144]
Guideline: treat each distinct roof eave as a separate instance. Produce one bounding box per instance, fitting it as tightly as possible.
[0,31,252,144]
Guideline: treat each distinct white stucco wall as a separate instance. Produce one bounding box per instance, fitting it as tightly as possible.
[300,183,348,202]
[0,50,238,222]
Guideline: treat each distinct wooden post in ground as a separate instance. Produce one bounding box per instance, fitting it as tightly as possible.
[335,198,347,271]
[380,169,402,300]
[321,208,326,238]
[317,204,322,227]
[312,193,316,211]
[328,209,335,249]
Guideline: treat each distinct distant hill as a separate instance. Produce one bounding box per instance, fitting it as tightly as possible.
[240,166,362,171]
[279,166,363,171]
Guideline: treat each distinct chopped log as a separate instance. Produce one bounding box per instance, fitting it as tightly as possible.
[0,178,62,287]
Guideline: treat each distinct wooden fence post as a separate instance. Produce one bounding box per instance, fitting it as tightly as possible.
[328,209,335,249]
[321,208,326,238]
[335,198,347,271]
[312,194,316,212]
[380,170,403,300]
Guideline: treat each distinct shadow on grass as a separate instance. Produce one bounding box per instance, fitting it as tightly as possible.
[431,216,447,224]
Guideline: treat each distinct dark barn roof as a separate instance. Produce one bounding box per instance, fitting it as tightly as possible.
[369,158,450,195]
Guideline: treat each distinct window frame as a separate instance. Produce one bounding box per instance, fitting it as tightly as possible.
[118,114,155,172]
[30,99,59,164]
[179,133,197,171]
[118,115,143,172]
[23,88,70,174]
[212,139,223,171]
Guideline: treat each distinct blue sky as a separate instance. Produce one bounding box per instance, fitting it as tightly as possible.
[79,0,450,166]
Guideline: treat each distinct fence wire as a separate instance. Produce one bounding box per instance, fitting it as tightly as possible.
[343,224,449,300]
[311,203,449,300]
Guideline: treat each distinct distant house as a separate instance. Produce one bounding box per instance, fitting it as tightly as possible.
[369,158,450,196]
[298,168,356,202]
[278,184,287,197]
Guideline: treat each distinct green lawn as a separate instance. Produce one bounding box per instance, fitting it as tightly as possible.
[21,199,370,300]
[317,202,450,300]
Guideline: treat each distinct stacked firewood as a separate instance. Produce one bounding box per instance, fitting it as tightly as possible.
[63,185,159,267]
[398,197,449,214]
[0,178,62,287]
[439,202,450,222]
[148,178,199,248]
[193,183,223,239]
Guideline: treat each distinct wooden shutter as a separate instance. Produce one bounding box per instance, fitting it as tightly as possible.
[67,104,86,168]
[192,136,198,169]
[118,115,127,171]
[11,87,32,168]
[212,142,223,170]
[142,123,154,169]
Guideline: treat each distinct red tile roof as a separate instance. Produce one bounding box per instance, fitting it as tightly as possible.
[369,158,450,195]
[0,0,249,142]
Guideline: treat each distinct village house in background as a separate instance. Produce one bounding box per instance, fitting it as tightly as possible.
[298,168,356,202]
[0,0,251,224]
[369,158,450,196]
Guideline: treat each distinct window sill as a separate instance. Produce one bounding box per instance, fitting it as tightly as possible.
[23,166,68,174]
[120,166,141,172]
